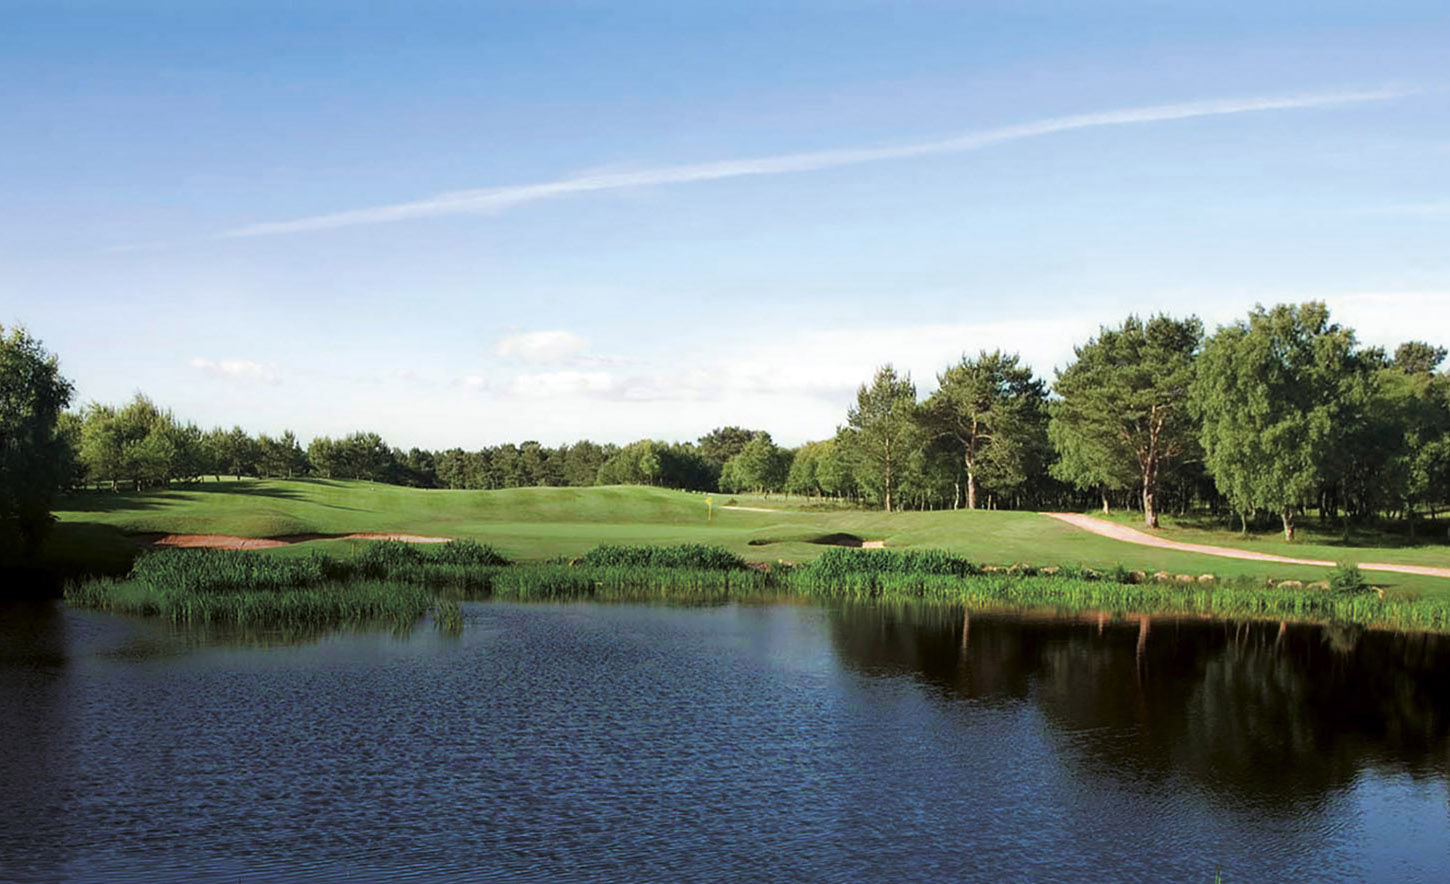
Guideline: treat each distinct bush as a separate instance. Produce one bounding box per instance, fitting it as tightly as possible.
[1328,562,1372,595]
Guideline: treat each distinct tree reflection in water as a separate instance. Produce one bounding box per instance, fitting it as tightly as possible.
[825,603,1450,807]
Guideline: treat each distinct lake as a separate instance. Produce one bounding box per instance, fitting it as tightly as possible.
[2,600,1448,883]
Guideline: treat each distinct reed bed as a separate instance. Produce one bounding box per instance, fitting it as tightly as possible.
[574,543,747,570]
[488,565,768,602]
[64,541,511,628]
[65,541,1450,634]
[780,550,1450,632]
[792,572,1450,630]
[66,575,436,628]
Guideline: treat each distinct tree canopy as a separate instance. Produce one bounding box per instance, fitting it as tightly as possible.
[842,365,919,512]
[15,301,1450,536]
[925,350,1047,510]
[0,326,73,561]
[1192,302,1368,540]
[1050,315,1202,528]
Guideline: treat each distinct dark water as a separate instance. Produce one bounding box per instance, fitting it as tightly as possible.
[2,601,1449,883]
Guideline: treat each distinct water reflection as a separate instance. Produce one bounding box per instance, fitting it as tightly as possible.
[0,603,77,883]
[4,600,1449,883]
[826,604,1450,804]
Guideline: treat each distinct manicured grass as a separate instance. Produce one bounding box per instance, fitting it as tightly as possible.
[47,479,1450,599]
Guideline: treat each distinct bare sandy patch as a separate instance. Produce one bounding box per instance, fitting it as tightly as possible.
[151,534,291,550]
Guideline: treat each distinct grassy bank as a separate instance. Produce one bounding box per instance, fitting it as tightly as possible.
[65,542,1450,634]
[46,479,1450,599]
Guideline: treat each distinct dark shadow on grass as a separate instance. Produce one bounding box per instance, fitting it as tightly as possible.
[750,533,866,548]
[1146,512,1450,552]
[56,490,169,514]
[59,478,369,513]
[38,522,144,579]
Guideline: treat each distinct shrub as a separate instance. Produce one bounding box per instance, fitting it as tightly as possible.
[1328,562,1372,595]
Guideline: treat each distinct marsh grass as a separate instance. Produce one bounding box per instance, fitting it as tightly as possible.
[64,542,764,627]
[488,565,768,602]
[66,575,436,628]
[780,548,1448,631]
[64,541,512,629]
[66,541,1450,634]
[575,543,747,570]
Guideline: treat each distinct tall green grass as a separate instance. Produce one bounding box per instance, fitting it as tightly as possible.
[65,575,437,629]
[489,565,768,602]
[65,540,1450,634]
[64,541,764,627]
[64,541,512,628]
[778,547,1450,631]
[575,543,746,570]
[797,547,980,580]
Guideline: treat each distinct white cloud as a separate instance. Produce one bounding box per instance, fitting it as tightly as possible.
[478,313,1096,423]
[221,87,1410,238]
[1333,292,1450,347]
[509,370,617,398]
[690,317,1093,399]
[188,357,280,384]
[259,293,1449,449]
[494,330,589,362]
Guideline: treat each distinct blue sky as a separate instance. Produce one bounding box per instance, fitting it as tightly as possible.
[3,1,1449,447]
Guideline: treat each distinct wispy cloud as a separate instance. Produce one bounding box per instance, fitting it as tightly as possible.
[510,370,617,398]
[188,357,280,384]
[494,330,589,362]
[221,88,1411,239]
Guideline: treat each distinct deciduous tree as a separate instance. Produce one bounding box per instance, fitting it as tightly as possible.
[1192,303,1368,541]
[1050,315,1201,528]
[843,365,919,512]
[0,326,73,561]
[927,350,1047,510]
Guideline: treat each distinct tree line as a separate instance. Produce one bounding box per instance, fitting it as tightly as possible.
[3,302,1448,562]
[834,303,1450,540]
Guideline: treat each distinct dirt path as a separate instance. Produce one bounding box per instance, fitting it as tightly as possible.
[1042,513,1450,579]
[149,532,452,550]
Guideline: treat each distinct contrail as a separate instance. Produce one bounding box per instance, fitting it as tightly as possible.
[222,88,1409,238]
